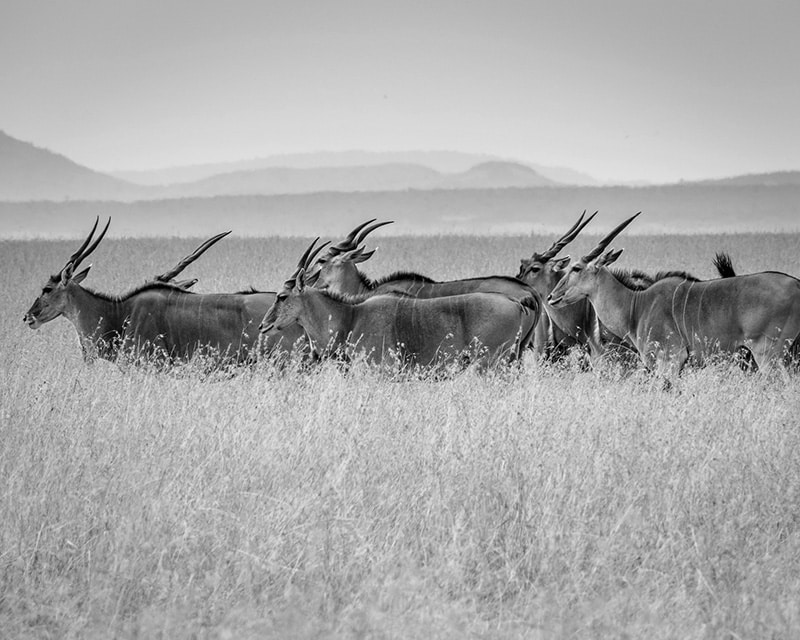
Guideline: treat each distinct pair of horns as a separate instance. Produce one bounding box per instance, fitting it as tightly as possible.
[284,236,332,288]
[298,237,331,270]
[328,219,394,255]
[538,210,598,261]
[582,212,642,262]
[155,230,231,283]
[65,216,111,272]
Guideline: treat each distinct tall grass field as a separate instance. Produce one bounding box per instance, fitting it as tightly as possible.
[2,230,800,638]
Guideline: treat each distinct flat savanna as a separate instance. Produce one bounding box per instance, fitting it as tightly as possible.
[2,231,800,638]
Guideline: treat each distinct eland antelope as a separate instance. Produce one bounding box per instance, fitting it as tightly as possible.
[517,211,604,360]
[306,219,541,313]
[547,213,800,378]
[517,211,654,364]
[518,212,741,365]
[23,218,307,365]
[261,239,539,370]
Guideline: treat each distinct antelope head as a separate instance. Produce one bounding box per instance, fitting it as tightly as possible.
[24,217,110,329]
[260,237,327,333]
[304,219,393,291]
[547,212,641,308]
[517,211,597,299]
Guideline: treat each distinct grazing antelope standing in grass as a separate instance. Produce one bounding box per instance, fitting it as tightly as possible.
[261,239,539,371]
[517,211,604,360]
[306,219,541,313]
[518,212,743,365]
[547,213,800,379]
[517,210,661,365]
[23,218,308,365]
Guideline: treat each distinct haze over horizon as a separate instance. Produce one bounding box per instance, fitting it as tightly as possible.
[2,0,799,184]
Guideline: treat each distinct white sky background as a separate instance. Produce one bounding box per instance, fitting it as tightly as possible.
[1,0,798,183]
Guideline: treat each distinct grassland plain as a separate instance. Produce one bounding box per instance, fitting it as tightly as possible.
[2,232,800,639]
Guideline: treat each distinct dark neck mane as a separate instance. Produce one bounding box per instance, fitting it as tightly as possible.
[235,286,267,295]
[82,281,191,302]
[313,288,379,305]
[609,267,699,290]
[609,268,655,291]
[360,270,436,290]
[653,270,700,282]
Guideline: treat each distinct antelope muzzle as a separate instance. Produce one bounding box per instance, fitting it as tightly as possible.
[23,310,41,329]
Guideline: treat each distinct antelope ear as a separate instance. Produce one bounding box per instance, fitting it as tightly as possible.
[295,268,306,291]
[553,256,571,271]
[304,268,321,286]
[351,247,376,264]
[72,265,92,284]
[60,262,75,284]
[599,248,624,266]
[336,246,372,264]
[174,278,198,289]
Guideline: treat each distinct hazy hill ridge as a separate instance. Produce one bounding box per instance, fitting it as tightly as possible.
[0,130,146,201]
[112,150,600,186]
[2,129,799,212]
[696,171,800,187]
[0,131,560,201]
[162,163,443,197]
[159,161,558,198]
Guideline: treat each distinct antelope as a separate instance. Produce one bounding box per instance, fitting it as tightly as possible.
[261,239,539,371]
[547,213,800,379]
[517,213,741,365]
[517,211,602,360]
[23,218,308,365]
[517,211,656,364]
[306,219,541,312]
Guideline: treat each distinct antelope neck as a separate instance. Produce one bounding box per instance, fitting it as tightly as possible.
[64,284,124,347]
[296,289,356,352]
[585,268,639,342]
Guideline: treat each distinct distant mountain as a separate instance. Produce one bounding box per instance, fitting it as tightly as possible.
[0,132,572,201]
[440,161,555,188]
[0,130,146,201]
[112,150,599,186]
[164,163,443,197]
[160,162,555,198]
[160,160,556,198]
[696,171,800,187]
[6,128,798,207]
[532,163,600,186]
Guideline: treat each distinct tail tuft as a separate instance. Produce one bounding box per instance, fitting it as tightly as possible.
[713,252,737,278]
[519,293,541,316]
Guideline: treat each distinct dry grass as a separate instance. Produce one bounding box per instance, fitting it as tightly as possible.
[3,232,800,638]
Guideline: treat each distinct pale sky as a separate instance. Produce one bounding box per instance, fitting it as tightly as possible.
[1,0,798,183]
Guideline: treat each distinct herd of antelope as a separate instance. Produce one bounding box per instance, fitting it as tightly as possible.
[23,213,800,382]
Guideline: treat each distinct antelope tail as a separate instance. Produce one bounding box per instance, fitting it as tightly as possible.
[713,252,737,278]
[518,294,541,317]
